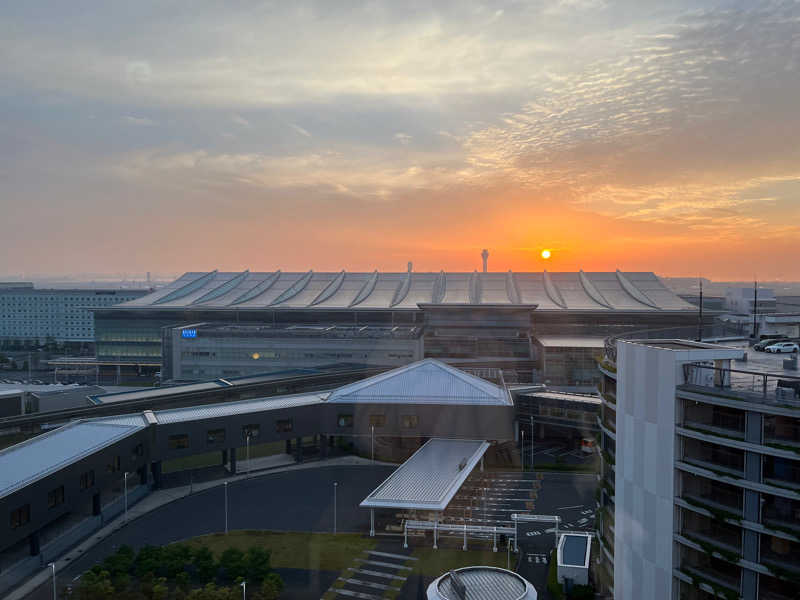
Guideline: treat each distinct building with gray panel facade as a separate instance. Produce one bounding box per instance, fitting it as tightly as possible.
[597,339,800,600]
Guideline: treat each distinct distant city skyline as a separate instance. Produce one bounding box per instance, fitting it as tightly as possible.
[1,1,799,279]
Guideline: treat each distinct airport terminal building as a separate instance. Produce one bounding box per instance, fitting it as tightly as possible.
[91,268,700,384]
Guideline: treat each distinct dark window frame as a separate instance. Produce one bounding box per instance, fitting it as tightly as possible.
[207,428,226,445]
[337,414,354,428]
[369,414,386,427]
[48,485,65,509]
[275,419,293,433]
[168,434,190,450]
[10,504,31,529]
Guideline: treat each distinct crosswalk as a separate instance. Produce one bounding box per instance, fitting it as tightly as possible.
[323,549,416,600]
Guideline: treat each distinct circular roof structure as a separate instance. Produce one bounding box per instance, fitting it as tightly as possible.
[428,566,537,600]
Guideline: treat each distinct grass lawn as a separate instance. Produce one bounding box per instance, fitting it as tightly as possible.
[180,530,376,572]
[163,441,289,474]
[409,546,509,577]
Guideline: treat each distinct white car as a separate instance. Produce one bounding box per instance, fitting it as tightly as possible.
[765,342,800,353]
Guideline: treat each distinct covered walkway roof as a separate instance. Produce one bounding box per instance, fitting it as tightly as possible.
[360,438,490,511]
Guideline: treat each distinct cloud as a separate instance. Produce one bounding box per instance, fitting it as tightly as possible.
[289,123,312,137]
[124,115,155,126]
[231,114,250,127]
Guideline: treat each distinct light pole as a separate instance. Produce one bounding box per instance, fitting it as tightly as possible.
[240,580,246,599]
[521,429,525,472]
[123,472,129,522]
[530,415,534,470]
[333,482,338,535]
[246,433,251,473]
[371,425,374,463]
[224,481,229,534]
[47,562,56,600]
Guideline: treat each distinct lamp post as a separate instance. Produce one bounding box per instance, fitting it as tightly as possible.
[333,482,338,535]
[530,415,534,470]
[123,472,129,522]
[240,580,246,600]
[521,429,525,472]
[371,425,374,463]
[246,433,251,473]
[224,481,229,534]
[47,562,56,600]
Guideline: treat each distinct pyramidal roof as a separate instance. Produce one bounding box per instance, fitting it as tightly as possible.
[326,359,511,406]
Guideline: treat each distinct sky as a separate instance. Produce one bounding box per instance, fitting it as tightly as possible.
[1,1,799,280]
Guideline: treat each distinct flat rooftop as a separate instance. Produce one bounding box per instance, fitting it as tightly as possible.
[535,335,606,348]
[360,438,489,511]
[558,533,591,568]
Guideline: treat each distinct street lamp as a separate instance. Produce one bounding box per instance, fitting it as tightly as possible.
[224,481,229,534]
[123,472,129,522]
[47,562,56,600]
[246,433,251,473]
[333,482,338,535]
[240,580,246,599]
[530,415,534,470]
[521,429,525,472]
[371,425,374,463]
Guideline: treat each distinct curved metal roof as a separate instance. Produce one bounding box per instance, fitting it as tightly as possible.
[115,270,695,311]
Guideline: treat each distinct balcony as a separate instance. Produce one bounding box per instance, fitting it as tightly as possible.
[679,546,742,597]
[763,455,800,492]
[760,534,800,578]
[681,511,742,557]
[762,495,800,537]
[764,414,800,453]
[680,472,743,519]
[680,363,800,410]
[760,571,800,600]
[682,400,746,440]
[682,437,745,478]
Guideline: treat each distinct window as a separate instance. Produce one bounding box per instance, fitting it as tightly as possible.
[107,455,121,472]
[337,414,353,427]
[207,428,226,445]
[369,414,386,427]
[10,504,30,529]
[80,470,95,490]
[48,486,65,508]
[402,415,419,428]
[131,443,144,460]
[276,419,293,433]
[168,434,190,450]
[242,424,261,439]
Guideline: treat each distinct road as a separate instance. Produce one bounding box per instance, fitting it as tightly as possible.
[24,464,394,600]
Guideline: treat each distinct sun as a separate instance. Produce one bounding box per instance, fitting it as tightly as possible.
[541,249,552,259]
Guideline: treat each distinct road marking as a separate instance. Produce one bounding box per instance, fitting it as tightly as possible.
[331,589,384,600]
[355,559,412,570]
[366,550,417,561]
[556,505,583,510]
[338,577,392,591]
[347,568,406,581]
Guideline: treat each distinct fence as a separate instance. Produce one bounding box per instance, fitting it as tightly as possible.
[403,519,515,552]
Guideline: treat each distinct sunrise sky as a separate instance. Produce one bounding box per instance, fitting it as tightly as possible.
[1,1,799,279]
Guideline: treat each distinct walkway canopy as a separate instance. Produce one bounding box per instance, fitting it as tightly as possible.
[360,438,489,512]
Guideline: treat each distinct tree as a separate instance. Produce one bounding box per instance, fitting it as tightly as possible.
[75,568,115,600]
[193,546,217,584]
[244,547,272,582]
[218,548,246,582]
[257,573,283,600]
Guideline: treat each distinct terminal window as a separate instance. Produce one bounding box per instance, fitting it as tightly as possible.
[337,414,353,427]
[369,414,386,427]
[10,504,30,529]
[242,424,261,439]
[168,434,190,450]
[207,428,226,445]
[48,486,65,509]
[80,470,95,490]
[276,419,293,433]
[107,455,121,472]
[401,415,419,428]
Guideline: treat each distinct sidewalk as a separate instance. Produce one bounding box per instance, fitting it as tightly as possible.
[7,454,394,600]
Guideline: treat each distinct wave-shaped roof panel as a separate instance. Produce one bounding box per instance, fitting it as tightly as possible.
[548,272,608,310]
[622,272,696,310]
[354,272,409,308]
[583,272,652,310]
[480,273,514,304]
[440,272,470,304]
[310,272,373,308]
[514,273,562,309]
[391,273,439,308]
[271,271,338,307]
[233,272,308,308]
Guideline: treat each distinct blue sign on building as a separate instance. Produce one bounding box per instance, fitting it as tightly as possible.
[181,329,197,339]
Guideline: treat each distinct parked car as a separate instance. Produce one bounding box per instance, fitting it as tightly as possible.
[765,342,800,353]
[754,338,785,351]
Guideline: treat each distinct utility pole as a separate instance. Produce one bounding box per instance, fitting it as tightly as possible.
[333,482,338,534]
[753,280,758,339]
[697,278,704,341]
[521,429,524,472]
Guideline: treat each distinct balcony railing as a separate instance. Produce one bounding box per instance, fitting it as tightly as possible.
[603,323,747,364]
[681,363,800,408]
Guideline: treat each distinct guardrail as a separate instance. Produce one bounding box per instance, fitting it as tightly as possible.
[681,363,800,407]
[404,519,515,551]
